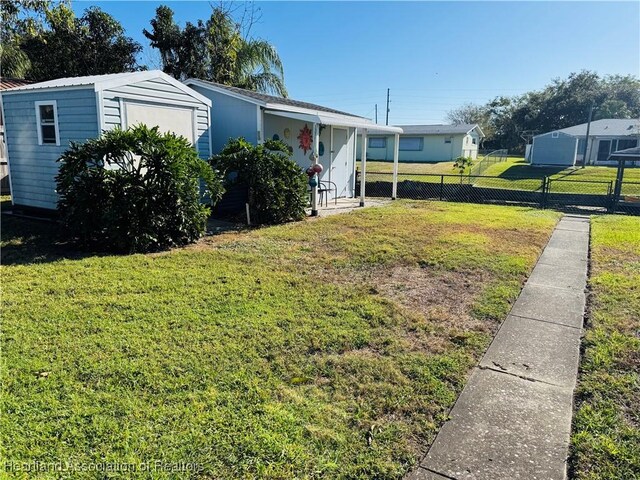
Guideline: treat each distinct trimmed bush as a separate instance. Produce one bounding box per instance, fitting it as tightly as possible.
[56,125,223,253]
[211,138,307,224]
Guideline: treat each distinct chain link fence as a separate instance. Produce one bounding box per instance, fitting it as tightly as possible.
[357,169,640,215]
[468,149,509,177]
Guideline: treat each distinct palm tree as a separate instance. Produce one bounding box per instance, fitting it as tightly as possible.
[233,38,287,97]
[145,6,287,97]
[0,43,31,78]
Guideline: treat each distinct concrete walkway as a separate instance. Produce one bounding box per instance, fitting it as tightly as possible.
[409,214,590,480]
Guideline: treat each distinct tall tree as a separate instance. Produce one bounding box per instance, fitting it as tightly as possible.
[0,0,54,78]
[144,5,287,97]
[21,4,142,81]
[447,71,640,152]
[446,102,494,148]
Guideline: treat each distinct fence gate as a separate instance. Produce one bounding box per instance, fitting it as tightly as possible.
[544,178,614,211]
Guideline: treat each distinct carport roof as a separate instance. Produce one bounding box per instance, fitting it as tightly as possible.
[609,146,640,159]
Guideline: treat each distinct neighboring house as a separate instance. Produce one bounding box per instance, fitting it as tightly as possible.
[357,124,485,162]
[184,79,401,200]
[1,70,212,211]
[1,78,33,194]
[530,118,640,167]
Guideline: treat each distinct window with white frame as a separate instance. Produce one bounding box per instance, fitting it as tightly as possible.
[444,137,452,144]
[368,137,387,148]
[399,137,423,151]
[551,132,559,138]
[35,101,59,145]
[472,137,477,145]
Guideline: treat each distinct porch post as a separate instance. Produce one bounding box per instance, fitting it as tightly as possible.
[360,129,368,207]
[311,122,320,216]
[392,133,400,200]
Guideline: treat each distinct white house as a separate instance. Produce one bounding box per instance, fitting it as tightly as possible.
[184,79,402,206]
[1,70,212,211]
[357,124,484,162]
[531,118,640,166]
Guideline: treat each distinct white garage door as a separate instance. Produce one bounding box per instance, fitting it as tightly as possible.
[125,102,195,144]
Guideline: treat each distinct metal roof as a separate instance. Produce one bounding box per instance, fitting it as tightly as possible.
[609,146,640,158]
[185,78,402,134]
[540,119,640,138]
[0,78,33,90]
[395,123,483,136]
[2,71,144,91]
[185,79,363,118]
[1,70,211,106]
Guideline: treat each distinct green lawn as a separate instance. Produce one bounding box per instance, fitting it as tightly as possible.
[359,160,460,175]
[480,159,640,194]
[360,158,640,195]
[1,202,560,479]
[570,215,640,480]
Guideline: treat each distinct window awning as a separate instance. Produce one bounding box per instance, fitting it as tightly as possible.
[264,108,403,134]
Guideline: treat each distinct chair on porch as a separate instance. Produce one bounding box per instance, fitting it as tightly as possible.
[318,180,338,207]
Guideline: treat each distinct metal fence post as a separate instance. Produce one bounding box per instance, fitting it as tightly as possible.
[541,176,549,209]
[439,175,444,200]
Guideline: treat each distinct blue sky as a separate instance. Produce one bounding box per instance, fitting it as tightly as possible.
[73,1,640,124]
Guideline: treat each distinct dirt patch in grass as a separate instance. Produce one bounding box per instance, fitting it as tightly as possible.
[363,266,490,334]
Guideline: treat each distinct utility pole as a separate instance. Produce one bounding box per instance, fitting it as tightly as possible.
[385,88,390,126]
[581,102,595,168]
[375,104,378,124]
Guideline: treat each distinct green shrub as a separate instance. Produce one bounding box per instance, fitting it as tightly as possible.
[211,138,307,224]
[56,125,223,253]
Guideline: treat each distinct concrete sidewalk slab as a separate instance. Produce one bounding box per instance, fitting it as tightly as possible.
[526,261,587,290]
[422,369,573,480]
[510,283,585,328]
[563,215,590,222]
[536,246,588,267]
[555,221,590,233]
[480,315,582,386]
[546,229,589,254]
[409,215,590,480]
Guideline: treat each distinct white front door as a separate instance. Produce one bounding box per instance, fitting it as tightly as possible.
[331,127,349,198]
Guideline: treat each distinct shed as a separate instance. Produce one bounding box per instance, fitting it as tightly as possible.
[531,119,640,167]
[183,79,401,213]
[1,70,212,211]
[357,124,484,162]
[1,77,33,194]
